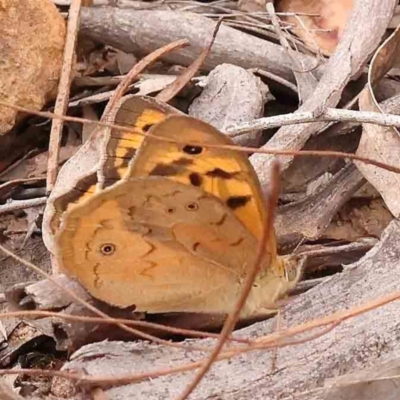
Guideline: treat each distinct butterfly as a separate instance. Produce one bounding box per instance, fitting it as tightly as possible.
[54,110,299,317]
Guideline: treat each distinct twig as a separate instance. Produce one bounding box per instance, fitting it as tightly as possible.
[46,0,82,193]
[266,2,302,73]
[3,282,400,388]
[0,101,400,173]
[5,99,400,138]
[0,198,47,215]
[227,107,400,135]
[0,310,250,344]
[291,13,325,61]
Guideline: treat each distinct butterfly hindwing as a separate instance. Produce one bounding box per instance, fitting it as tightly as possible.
[56,177,266,313]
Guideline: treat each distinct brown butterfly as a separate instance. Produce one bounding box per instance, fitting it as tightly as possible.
[55,115,299,317]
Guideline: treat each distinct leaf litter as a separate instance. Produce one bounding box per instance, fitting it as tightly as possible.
[0,0,400,399]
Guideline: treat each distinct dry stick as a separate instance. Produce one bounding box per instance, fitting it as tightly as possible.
[223,20,275,39]
[0,101,399,174]
[4,280,400,389]
[0,310,250,344]
[46,0,82,193]
[1,285,400,388]
[4,99,400,144]
[176,161,282,400]
[218,144,400,174]
[226,107,400,135]
[0,244,211,351]
[269,321,342,349]
[0,198,47,215]
[253,293,400,347]
[291,13,325,61]
[79,287,400,387]
[270,309,281,371]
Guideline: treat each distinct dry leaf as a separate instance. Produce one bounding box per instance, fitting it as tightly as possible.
[356,25,400,217]
[0,0,65,134]
[277,0,354,55]
[135,75,177,97]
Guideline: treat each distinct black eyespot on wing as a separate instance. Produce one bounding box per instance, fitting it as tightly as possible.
[183,145,203,155]
[189,172,202,187]
[206,168,235,179]
[226,195,251,210]
[149,163,178,176]
[193,242,200,251]
[100,243,116,256]
[185,202,199,211]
